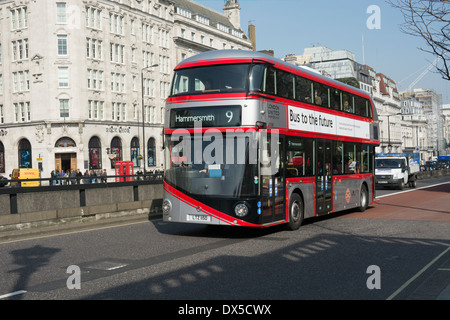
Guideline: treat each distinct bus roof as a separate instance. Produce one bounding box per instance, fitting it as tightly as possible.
[175,49,372,99]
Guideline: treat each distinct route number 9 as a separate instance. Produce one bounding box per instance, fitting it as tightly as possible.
[226,111,233,123]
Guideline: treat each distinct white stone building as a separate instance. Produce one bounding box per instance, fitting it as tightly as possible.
[400,97,430,162]
[281,45,441,158]
[282,46,408,154]
[173,0,251,64]
[401,88,443,157]
[0,0,252,180]
[441,104,450,156]
[371,73,402,153]
[284,46,373,95]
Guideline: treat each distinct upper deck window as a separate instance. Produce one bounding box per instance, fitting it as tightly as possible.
[169,62,373,119]
[170,64,250,96]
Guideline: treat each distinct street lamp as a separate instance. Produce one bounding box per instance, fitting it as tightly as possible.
[141,64,159,174]
[380,113,402,152]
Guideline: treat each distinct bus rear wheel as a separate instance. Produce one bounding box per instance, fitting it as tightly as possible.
[287,193,304,231]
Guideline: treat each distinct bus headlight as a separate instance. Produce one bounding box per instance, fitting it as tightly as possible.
[234,202,249,217]
[162,199,172,214]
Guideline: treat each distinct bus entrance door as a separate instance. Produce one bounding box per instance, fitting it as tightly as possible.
[316,140,332,215]
[261,135,285,225]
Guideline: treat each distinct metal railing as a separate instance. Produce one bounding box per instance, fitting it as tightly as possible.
[0,172,164,189]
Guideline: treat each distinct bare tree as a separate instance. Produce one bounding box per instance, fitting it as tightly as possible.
[389,0,450,81]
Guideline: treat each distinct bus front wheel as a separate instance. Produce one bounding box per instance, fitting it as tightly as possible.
[287,193,304,231]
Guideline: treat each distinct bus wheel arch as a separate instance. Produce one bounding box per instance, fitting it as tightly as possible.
[286,190,304,231]
[358,182,369,212]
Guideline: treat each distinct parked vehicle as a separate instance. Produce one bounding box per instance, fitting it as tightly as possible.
[375,153,420,189]
[10,168,40,187]
[437,155,450,169]
[424,161,438,171]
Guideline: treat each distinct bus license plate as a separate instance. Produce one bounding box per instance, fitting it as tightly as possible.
[187,214,211,222]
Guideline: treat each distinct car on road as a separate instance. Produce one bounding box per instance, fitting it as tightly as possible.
[424,161,438,171]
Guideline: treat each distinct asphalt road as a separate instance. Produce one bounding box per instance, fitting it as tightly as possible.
[0,176,449,305]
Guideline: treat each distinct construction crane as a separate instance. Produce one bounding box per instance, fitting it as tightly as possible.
[407,57,440,92]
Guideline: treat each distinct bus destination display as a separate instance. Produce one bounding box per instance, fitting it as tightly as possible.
[170,105,241,128]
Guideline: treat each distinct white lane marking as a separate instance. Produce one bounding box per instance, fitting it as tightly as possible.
[377,181,450,198]
[0,290,27,299]
[387,246,450,300]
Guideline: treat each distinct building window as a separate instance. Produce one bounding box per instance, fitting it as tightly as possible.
[0,141,4,173]
[18,138,32,168]
[110,137,122,169]
[14,102,30,122]
[58,67,69,88]
[0,105,3,124]
[56,3,67,24]
[131,20,135,34]
[12,39,29,61]
[110,73,126,93]
[110,43,125,64]
[88,100,104,120]
[144,105,156,123]
[133,103,138,119]
[111,102,126,121]
[86,38,102,60]
[109,13,124,35]
[131,47,136,63]
[132,75,137,91]
[55,137,76,148]
[159,29,169,47]
[12,71,30,92]
[147,138,156,167]
[57,35,68,56]
[87,69,104,90]
[142,51,155,68]
[86,6,101,30]
[11,7,28,30]
[130,137,140,167]
[195,15,210,25]
[142,23,153,43]
[177,7,191,19]
[217,23,230,33]
[59,99,69,118]
[143,78,155,97]
[88,136,102,169]
[158,55,170,73]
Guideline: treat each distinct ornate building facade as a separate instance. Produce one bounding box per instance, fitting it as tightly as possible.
[0,0,252,179]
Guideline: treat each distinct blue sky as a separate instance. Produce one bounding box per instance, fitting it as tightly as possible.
[195,0,450,103]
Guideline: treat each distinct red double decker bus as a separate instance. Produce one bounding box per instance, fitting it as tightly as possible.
[162,50,380,230]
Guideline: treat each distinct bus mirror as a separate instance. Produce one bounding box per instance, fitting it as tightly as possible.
[255,121,267,131]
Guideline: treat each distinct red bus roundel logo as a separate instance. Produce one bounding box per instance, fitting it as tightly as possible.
[345,189,351,203]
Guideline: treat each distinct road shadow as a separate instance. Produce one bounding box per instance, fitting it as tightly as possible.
[152,219,286,239]
[80,232,450,300]
[151,205,378,239]
[7,245,60,300]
